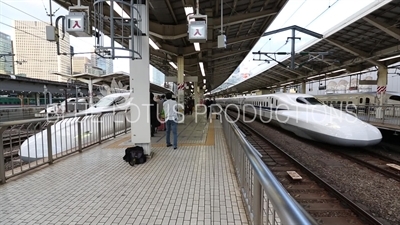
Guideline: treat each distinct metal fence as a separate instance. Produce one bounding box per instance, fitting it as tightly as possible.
[332,104,400,127]
[0,110,131,184]
[220,114,317,225]
[0,107,45,122]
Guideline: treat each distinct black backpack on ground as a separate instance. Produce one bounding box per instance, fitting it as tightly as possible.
[123,146,147,166]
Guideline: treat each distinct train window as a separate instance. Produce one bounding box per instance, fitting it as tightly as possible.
[276,100,278,105]
[272,98,274,104]
[389,95,400,101]
[267,102,269,107]
[348,101,353,104]
[359,98,363,104]
[296,98,307,104]
[296,97,323,105]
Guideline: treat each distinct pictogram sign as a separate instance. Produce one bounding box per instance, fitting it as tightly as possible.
[65,14,85,33]
[193,29,201,36]
[188,21,207,43]
[73,21,81,28]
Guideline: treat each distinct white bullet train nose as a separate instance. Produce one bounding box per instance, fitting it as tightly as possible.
[19,118,80,162]
[19,131,47,162]
[301,108,382,147]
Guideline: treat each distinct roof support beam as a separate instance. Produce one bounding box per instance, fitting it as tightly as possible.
[210,58,243,68]
[279,66,304,77]
[149,22,187,40]
[214,9,278,29]
[363,15,400,41]
[269,70,296,79]
[325,38,385,67]
[155,35,259,56]
[149,10,278,40]
[304,44,400,78]
[204,48,251,60]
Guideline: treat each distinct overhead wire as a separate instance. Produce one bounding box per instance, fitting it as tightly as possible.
[257,0,307,52]
[305,0,340,28]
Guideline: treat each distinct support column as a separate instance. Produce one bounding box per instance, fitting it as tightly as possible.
[36,93,40,106]
[88,79,93,106]
[194,82,199,106]
[129,3,151,156]
[376,66,388,119]
[301,81,306,94]
[177,56,185,123]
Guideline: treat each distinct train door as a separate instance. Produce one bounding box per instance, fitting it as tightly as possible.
[365,98,370,113]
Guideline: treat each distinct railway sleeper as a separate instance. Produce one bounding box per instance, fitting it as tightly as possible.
[312,216,365,225]
[386,163,400,171]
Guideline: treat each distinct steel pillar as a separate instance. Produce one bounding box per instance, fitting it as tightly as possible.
[129,3,151,155]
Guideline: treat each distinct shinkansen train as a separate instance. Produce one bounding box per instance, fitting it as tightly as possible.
[0,96,66,106]
[215,93,382,147]
[314,92,400,106]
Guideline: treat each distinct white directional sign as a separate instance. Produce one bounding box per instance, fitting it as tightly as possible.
[66,15,85,32]
[65,12,91,37]
[188,21,207,43]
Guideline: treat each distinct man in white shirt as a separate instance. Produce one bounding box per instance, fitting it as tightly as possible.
[163,93,178,149]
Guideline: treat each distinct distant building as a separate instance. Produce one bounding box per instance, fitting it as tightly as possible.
[91,53,113,74]
[0,32,14,74]
[150,65,165,86]
[13,20,71,81]
[72,57,91,74]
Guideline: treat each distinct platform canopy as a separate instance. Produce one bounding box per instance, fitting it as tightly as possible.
[53,0,288,91]
[213,1,400,95]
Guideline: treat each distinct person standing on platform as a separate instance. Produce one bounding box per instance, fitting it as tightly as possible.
[150,92,160,137]
[163,92,178,149]
[205,98,211,120]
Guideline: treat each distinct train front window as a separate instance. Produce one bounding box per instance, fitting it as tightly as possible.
[389,95,400,101]
[296,97,323,105]
[304,97,323,105]
[94,96,122,107]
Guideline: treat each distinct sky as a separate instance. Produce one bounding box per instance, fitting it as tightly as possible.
[0,0,393,92]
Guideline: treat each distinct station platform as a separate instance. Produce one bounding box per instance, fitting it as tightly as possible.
[0,114,249,225]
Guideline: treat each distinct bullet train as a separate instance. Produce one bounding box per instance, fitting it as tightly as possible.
[216,93,382,147]
[19,93,133,162]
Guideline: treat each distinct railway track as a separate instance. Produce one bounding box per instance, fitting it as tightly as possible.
[226,110,385,225]
[2,131,30,161]
[332,148,400,182]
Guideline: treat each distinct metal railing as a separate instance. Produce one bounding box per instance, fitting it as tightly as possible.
[220,114,317,225]
[0,107,45,122]
[0,109,131,184]
[332,104,400,127]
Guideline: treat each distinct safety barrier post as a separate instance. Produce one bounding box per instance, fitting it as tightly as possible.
[113,112,117,138]
[46,121,54,164]
[253,178,263,225]
[0,126,7,184]
[98,113,104,144]
[124,112,128,134]
[77,116,85,152]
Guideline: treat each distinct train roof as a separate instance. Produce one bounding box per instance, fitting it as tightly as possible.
[315,91,400,97]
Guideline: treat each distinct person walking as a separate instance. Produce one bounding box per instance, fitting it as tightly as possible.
[150,92,160,137]
[163,92,178,149]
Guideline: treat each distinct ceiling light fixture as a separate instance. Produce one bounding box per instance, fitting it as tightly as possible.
[169,62,177,69]
[199,62,205,76]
